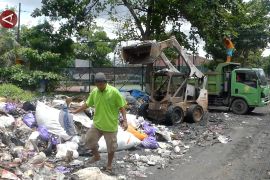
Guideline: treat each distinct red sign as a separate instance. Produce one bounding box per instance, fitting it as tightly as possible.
[0,10,17,28]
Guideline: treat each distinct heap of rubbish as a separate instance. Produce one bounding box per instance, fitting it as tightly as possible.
[0,90,232,179]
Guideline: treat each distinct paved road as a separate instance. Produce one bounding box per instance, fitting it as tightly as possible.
[148,107,270,180]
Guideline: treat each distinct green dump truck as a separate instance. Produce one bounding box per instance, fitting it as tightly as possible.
[206,62,270,114]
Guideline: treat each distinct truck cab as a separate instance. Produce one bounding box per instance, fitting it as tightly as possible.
[206,63,270,114]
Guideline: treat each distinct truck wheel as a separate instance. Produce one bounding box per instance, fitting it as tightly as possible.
[166,106,184,125]
[231,99,248,115]
[138,103,149,119]
[248,107,255,113]
[187,104,204,123]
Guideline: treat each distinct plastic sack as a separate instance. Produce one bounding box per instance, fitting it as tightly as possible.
[141,136,159,149]
[73,112,93,128]
[98,127,141,152]
[35,101,71,140]
[0,114,15,128]
[23,113,37,128]
[56,141,79,159]
[5,102,16,113]
[127,125,147,141]
[38,125,50,141]
[142,122,157,136]
[59,106,77,136]
[126,114,144,129]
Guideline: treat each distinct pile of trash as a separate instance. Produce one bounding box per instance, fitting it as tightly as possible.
[0,92,232,179]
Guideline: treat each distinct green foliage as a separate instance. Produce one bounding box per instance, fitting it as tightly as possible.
[0,28,19,67]
[74,27,115,67]
[0,83,36,101]
[0,65,63,91]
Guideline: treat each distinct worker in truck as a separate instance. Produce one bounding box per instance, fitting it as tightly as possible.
[223,36,235,63]
[72,72,128,175]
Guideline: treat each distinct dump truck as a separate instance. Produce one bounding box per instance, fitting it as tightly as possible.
[206,62,270,114]
[121,36,208,124]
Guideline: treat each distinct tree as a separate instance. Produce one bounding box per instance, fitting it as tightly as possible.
[20,21,74,58]
[74,27,115,67]
[0,28,19,67]
[33,0,270,64]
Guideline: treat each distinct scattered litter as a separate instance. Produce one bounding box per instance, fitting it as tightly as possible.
[218,135,231,144]
[73,167,116,180]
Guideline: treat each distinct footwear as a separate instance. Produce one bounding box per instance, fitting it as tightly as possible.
[101,166,115,176]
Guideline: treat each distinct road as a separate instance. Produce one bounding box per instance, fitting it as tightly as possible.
[149,106,270,180]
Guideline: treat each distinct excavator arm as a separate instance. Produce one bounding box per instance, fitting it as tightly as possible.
[121,36,204,78]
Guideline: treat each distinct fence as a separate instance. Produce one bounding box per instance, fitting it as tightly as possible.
[56,65,208,93]
[57,66,146,92]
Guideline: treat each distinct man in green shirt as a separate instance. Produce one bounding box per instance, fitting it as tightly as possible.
[72,72,128,174]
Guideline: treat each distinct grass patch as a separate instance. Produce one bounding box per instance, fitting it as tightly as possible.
[0,83,36,101]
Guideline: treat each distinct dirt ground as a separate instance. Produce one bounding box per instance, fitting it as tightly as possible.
[65,105,270,180]
[146,106,270,180]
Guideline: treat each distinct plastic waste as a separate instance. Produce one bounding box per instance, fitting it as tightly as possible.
[141,136,159,149]
[142,122,157,136]
[73,167,116,180]
[55,166,71,174]
[22,101,36,111]
[1,169,20,180]
[126,114,144,129]
[56,141,79,159]
[59,106,77,136]
[23,113,37,128]
[98,127,141,152]
[37,125,50,141]
[0,114,15,128]
[127,125,147,141]
[29,152,46,164]
[35,101,71,140]
[5,102,16,113]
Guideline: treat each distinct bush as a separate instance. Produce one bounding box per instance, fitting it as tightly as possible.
[0,65,63,91]
[0,83,36,101]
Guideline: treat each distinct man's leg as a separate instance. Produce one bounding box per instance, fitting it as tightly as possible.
[103,131,118,170]
[226,56,231,63]
[85,127,102,163]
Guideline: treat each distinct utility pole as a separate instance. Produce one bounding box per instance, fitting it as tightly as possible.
[17,2,21,42]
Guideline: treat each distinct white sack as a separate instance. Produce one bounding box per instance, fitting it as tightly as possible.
[35,101,71,140]
[98,127,141,152]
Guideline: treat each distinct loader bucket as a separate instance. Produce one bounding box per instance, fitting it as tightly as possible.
[122,43,157,64]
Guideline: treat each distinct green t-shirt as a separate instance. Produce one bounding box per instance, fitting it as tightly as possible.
[86,84,126,132]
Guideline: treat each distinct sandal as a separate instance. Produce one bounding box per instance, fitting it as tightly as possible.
[101,166,115,176]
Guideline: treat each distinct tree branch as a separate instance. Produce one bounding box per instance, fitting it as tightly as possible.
[122,0,145,39]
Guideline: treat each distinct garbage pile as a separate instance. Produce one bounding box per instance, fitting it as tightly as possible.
[0,92,232,179]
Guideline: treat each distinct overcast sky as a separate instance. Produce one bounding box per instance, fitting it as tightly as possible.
[1,0,269,57]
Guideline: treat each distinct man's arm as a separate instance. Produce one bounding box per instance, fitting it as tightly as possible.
[71,103,88,114]
[120,107,128,131]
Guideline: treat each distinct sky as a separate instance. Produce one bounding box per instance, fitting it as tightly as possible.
[1,0,269,57]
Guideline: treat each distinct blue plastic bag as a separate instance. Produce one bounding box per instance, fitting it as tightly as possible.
[22,113,37,128]
[141,136,159,149]
[142,122,157,136]
[38,125,50,141]
[5,103,16,112]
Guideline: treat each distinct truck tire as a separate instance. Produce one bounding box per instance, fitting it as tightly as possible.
[231,99,248,115]
[166,106,184,125]
[248,107,255,113]
[138,103,149,119]
[187,104,204,123]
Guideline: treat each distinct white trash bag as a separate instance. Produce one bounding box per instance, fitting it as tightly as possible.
[35,101,71,140]
[98,127,141,152]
